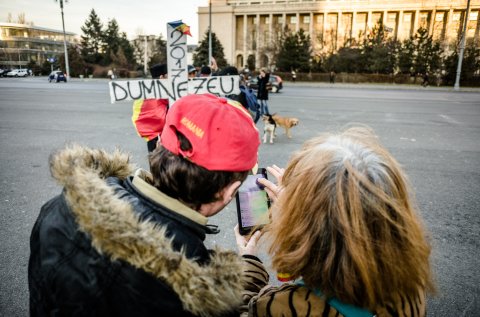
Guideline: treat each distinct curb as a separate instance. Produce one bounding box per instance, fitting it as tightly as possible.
[283,81,480,92]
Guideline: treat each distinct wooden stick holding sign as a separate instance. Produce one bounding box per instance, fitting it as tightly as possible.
[108,20,239,104]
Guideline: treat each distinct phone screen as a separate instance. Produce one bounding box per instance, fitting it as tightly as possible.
[236,169,270,235]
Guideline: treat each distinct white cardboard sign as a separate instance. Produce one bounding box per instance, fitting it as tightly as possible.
[109,21,239,104]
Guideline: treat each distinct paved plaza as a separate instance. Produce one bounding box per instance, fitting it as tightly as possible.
[1,77,479,316]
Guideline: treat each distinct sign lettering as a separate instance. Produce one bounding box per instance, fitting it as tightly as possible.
[108,20,239,104]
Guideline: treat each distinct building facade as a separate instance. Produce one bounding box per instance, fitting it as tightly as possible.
[198,0,480,70]
[0,22,76,68]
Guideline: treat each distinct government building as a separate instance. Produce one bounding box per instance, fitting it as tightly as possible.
[0,22,75,68]
[198,0,480,69]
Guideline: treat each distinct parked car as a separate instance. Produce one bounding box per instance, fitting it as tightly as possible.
[0,68,11,77]
[48,71,67,83]
[6,69,29,77]
[247,74,283,93]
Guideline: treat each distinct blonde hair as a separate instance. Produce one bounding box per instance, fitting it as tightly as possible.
[267,126,434,310]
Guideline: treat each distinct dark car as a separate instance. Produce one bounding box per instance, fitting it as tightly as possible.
[0,68,12,77]
[247,74,283,93]
[48,71,67,83]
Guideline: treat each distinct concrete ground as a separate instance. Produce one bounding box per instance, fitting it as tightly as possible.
[0,77,479,316]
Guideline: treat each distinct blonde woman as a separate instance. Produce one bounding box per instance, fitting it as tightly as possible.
[237,126,435,316]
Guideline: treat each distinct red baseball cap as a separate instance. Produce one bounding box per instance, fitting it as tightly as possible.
[160,94,260,171]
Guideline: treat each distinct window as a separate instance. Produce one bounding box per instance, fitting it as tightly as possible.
[303,16,311,23]
[290,16,297,24]
[419,12,429,25]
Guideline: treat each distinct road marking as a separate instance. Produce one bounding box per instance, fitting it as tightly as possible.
[439,114,461,125]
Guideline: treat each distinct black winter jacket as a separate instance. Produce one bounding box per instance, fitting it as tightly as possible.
[256,74,269,101]
[28,145,245,317]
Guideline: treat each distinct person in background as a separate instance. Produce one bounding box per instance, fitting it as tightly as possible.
[291,69,296,82]
[200,65,212,77]
[243,66,251,80]
[330,70,336,83]
[132,63,169,153]
[210,57,219,76]
[218,66,260,124]
[422,72,430,87]
[238,126,435,316]
[28,94,261,316]
[256,68,270,115]
[188,64,197,78]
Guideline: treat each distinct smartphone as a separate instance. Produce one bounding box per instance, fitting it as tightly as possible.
[236,168,270,235]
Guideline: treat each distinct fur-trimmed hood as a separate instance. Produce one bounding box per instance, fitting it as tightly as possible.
[49,144,245,316]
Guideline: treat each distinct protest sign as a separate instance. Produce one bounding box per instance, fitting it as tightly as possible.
[109,20,239,104]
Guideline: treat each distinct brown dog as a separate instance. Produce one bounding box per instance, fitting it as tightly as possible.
[272,114,299,138]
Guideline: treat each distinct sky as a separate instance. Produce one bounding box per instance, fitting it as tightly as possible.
[0,0,208,44]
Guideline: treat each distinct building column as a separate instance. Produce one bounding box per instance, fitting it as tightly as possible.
[296,12,300,32]
[337,11,343,47]
[367,11,372,31]
[429,9,436,36]
[243,14,247,67]
[282,13,286,31]
[269,13,273,44]
[475,10,480,45]
[268,13,273,68]
[398,10,404,40]
[323,11,328,43]
[256,13,260,69]
[444,9,453,44]
[413,10,419,34]
[232,16,236,65]
[309,12,314,36]
[352,11,357,42]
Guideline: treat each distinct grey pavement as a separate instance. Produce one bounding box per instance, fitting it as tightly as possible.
[1,76,479,316]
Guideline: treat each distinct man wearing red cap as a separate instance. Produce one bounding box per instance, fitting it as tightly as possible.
[28,94,261,316]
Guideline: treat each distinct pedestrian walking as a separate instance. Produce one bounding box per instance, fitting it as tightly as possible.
[329,71,336,83]
[422,72,430,87]
[257,68,270,115]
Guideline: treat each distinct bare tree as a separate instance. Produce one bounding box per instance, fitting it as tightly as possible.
[17,13,26,24]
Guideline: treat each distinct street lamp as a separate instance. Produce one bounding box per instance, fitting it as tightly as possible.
[55,0,70,80]
[144,35,148,76]
[454,0,471,90]
[208,0,212,66]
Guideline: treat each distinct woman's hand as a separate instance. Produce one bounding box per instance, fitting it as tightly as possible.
[234,225,262,256]
[210,57,218,72]
[257,165,285,203]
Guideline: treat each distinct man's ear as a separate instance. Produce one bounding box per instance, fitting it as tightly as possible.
[221,181,241,204]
